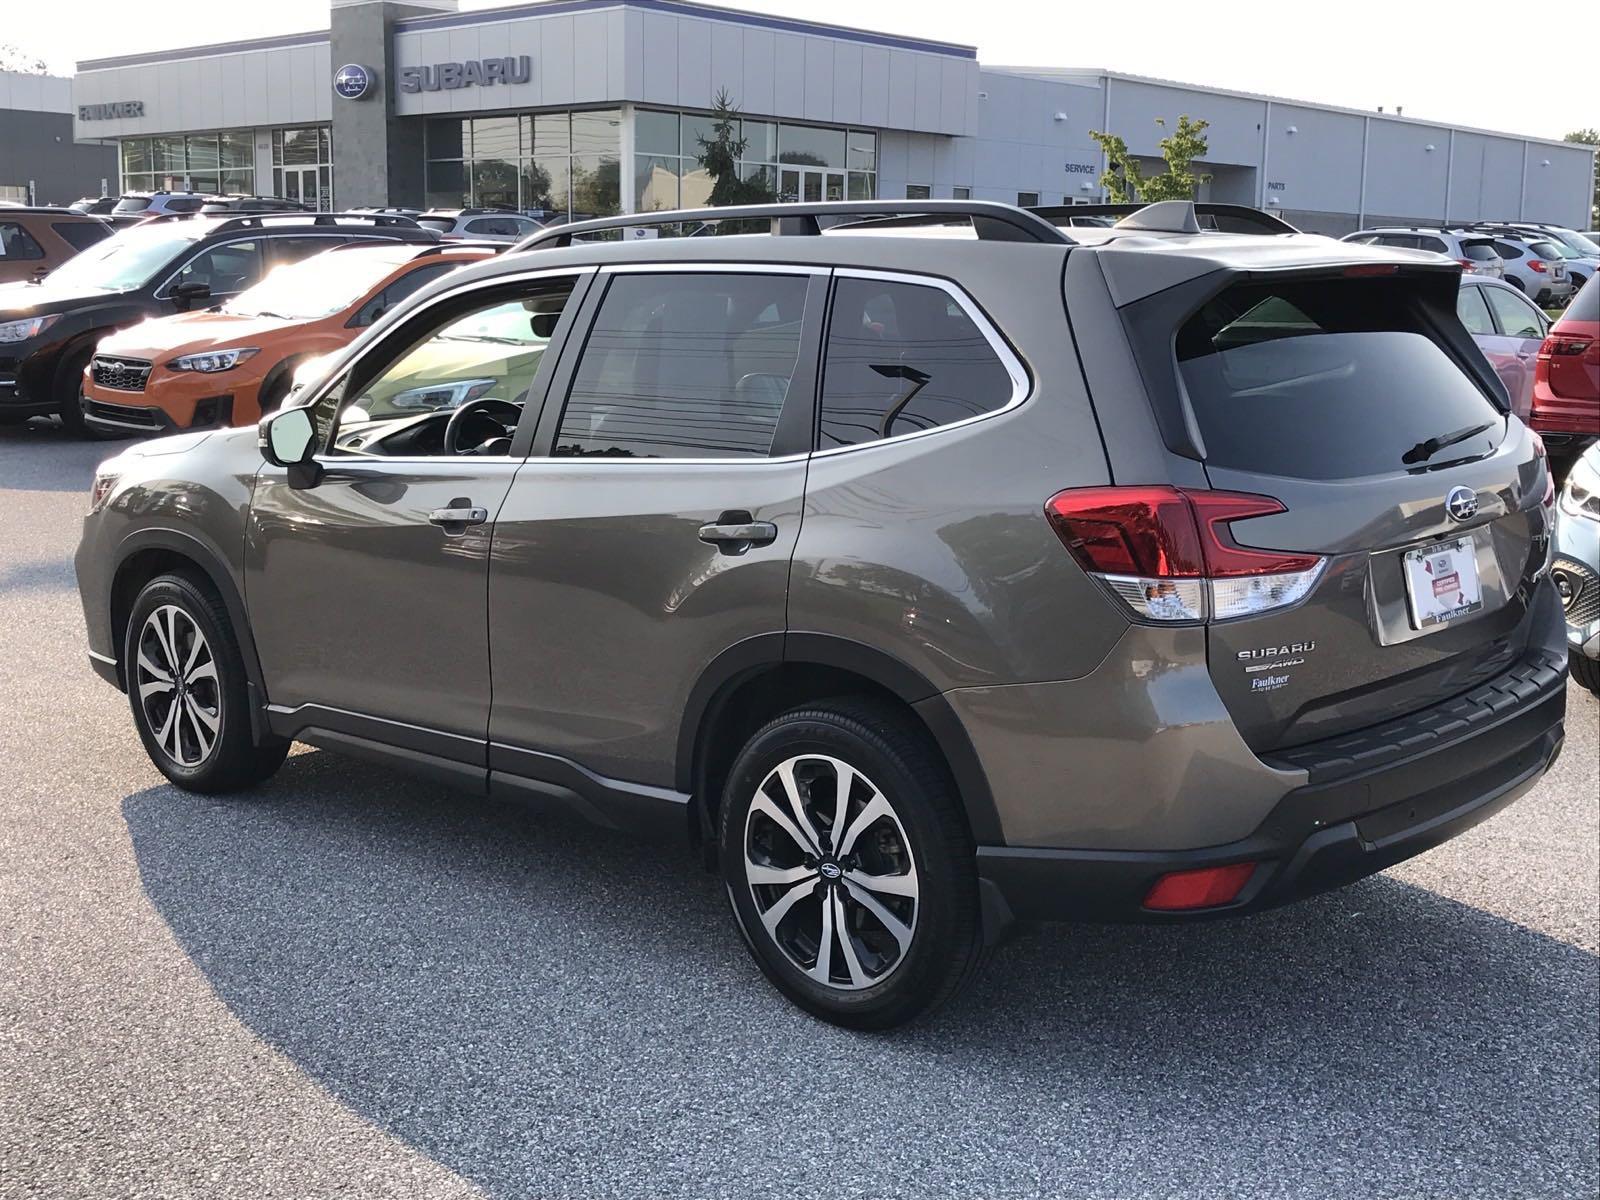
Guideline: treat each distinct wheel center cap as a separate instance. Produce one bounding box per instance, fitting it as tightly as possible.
[818,860,842,880]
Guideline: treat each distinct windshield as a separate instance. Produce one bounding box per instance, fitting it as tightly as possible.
[1550,229,1600,256]
[224,250,408,320]
[41,226,202,292]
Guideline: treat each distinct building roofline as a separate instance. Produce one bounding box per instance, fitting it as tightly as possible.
[77,29,328,73]
[395,0,978,58]
[990,66,1596,154]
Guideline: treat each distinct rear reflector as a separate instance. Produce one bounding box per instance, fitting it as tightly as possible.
[1045,486,1325,623]
[1143,862,1257,911]
[1343,263,1400,277]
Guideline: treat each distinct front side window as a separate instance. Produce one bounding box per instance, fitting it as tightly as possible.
[554,272,808,459]
[1484,286,1545,339]
[172,240,262,297]
[818,276,1015,450]
[344,291,567,428]
[350,262,458,326]
[0,222,45,261]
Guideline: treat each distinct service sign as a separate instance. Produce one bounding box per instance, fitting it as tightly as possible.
[79,101,144,121]
[398,56,532,93]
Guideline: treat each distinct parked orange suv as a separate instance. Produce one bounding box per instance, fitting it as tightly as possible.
[80,242,496,435]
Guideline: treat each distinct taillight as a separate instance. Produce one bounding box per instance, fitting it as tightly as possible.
[1456,258,1475,270]
[1542,335,1593,357]
[1528,259,1548,273]
[1044,486,1326,623]
[1143,862,1257,911]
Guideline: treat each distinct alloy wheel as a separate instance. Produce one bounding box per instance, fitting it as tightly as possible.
[743,754,919,990]
[134,604,222,768]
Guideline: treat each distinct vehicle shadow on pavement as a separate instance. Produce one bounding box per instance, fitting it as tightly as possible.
[123,749,1600,1200]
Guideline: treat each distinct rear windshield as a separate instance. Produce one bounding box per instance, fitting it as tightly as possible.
[113,196,153,213]
[1567,277,1599,323]
[1527,241,1563,260]
[417,217,455,232]
[1176,279,1502,480]
[1461,240,1499,261]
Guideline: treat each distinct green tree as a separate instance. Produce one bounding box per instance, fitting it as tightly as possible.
[1089,115,1212,203]
[695,88,773,206]
[1565,128,1599,224]
[0,44,49,74]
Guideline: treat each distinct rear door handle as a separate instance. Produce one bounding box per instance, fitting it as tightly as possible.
[699,511,778,555]
[429,501,489,532]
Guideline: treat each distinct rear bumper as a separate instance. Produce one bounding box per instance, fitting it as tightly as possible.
[977,639,1568,924]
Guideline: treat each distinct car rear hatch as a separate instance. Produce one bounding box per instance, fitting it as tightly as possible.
[1459,237,1502,276]
[1115,262,1553,754]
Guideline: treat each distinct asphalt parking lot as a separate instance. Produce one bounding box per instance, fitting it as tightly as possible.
[1,420,1596,1200]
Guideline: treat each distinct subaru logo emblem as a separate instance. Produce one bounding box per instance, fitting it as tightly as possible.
[818,861,842,880]
[333,63,374,101]
[1445,486,1478,523]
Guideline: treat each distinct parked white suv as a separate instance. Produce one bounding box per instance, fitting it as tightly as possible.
[1341,227,1504,277]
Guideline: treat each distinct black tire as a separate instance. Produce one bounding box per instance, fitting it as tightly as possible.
[53,344,94,436]
[718,698,983,1029]
[123,572,289,793]
[1571,653,1600,697]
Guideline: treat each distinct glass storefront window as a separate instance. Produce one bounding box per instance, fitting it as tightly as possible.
[526,157,569,215]
[847,132,877,173]
[426,117,467,160]
[185,135,220,173]
[847,172,875,201]
[472,116,521,161]
[152,136,186,172]
[472,159,520,210]
[530,112,571,157]
[636,110,679,156]
[572,110,622,155]
[635,155,680,212]
[742,120,777,164]
[778,124,846,169]
[272,126,335,209]
[425,110,619,218]
[119,130,263,198]
[121,140,151,175]
[220,131,254,170]
[680,114,720,159]
[426,160,469,210]
[570,153,621,217]
[276,127,322,166]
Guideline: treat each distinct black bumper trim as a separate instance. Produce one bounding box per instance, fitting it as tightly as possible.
[977,663,1567,924]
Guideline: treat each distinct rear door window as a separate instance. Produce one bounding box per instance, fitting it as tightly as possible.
[1175,278,1502,480]
[1456,286,1495,335]
[553,272,809,459]
[818,276,1016,449]
[1483,286,1546,338]
[52,221,112,252]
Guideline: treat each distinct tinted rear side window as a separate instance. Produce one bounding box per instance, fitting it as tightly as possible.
[819,276,1015,449]
[52,221,111,251]
[1176,279,1501,480]
[555,272,808,459]
[0,222,45,260]
[1565,277,1599,323]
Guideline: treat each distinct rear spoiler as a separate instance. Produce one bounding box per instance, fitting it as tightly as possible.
[1031,202,1300,235]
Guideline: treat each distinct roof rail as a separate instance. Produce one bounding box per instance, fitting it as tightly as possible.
[1031,201,1299,235]
[207,211,423,234]
[512,200,1076,251]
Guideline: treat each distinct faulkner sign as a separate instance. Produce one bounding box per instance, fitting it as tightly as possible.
[79,101,145,121]
[398,56,532,92]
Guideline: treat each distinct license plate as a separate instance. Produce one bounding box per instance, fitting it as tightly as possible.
[1402,537,1483,629]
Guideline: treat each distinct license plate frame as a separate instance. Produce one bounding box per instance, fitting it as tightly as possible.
[1402,535,1484,630]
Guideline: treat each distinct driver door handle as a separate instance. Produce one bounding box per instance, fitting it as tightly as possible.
[698,511,778,555]
[429,502,489,533]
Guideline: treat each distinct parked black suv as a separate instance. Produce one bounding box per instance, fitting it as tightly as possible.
[0,212,436,433]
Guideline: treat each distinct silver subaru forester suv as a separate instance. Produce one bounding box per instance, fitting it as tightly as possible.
[75,200,1567,1028]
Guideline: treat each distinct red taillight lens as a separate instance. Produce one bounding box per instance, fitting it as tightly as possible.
[1528,259,1548,273]
[1543,336,1593,357]
[1045,487,1326,622]
[1143,862,1257,911]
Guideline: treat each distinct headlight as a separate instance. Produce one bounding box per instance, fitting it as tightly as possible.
[89,470,119,513]
[0,314,60,344]
[385,377,498,410]
[1560,456,1600,521]
[169,347,259,373]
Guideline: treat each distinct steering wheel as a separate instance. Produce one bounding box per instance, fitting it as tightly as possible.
[443,396,522,456]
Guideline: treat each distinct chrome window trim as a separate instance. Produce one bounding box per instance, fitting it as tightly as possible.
[810,266,1032,459]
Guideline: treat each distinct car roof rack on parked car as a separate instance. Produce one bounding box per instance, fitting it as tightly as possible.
[194,211,425,232]
[1029,201,1299,235]
[513,199,1078,251]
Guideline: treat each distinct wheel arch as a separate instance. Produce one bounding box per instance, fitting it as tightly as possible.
[679,633,1003,848]
[109,528,267,708]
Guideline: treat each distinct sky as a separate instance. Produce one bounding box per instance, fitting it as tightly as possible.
[6,0,1595,142]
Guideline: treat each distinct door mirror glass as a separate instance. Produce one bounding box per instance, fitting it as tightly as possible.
[261,406,316,467]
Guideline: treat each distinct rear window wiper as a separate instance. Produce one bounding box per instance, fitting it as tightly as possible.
[1402,422,1493,465]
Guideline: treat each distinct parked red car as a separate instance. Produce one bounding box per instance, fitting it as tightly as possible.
[1533,274,1600,458]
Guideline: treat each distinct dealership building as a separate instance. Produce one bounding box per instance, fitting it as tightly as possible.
[69,0,1597,234]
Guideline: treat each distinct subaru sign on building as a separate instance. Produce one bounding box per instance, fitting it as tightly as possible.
[66,0,1597,226]
[332,63,374,101]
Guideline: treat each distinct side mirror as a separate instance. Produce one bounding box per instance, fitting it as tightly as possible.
[171,280,211,310]
[259,406,322,488]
